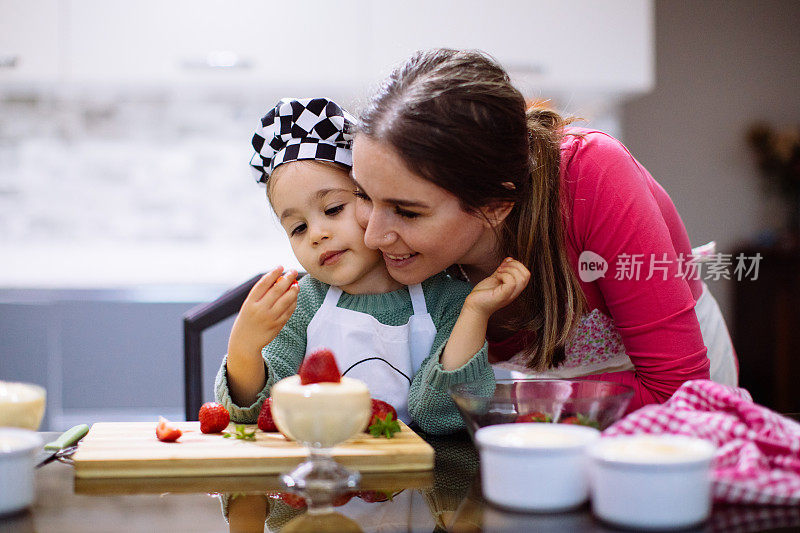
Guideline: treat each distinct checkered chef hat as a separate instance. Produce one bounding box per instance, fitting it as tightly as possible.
[250,97,356,184]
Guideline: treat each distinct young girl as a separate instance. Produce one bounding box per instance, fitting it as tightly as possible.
[214,97,526,434]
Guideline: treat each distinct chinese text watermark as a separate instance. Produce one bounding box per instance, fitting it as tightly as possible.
[578,251,762,283]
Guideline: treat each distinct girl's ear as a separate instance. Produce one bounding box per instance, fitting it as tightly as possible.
[479,200,515,228]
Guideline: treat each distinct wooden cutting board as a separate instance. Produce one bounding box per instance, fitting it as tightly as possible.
[72,421,434,479]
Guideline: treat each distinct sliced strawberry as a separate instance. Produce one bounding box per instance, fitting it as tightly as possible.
[298,348,341,384]
[516,411,551,423]
[199,402,230,433]
[156,416,182,442]
[257,397,277,432]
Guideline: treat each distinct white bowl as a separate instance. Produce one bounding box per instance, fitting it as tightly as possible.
[0,428,42,516]
[475,423,601,512]
[0,381,46,430]
[589,435,717,530]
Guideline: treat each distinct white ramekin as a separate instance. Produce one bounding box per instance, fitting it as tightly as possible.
[0,381,46,430]
[475,423,601,512]
[0,428,43,516]
[589,434,717,530]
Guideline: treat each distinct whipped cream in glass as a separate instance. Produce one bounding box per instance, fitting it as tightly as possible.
[271,375,372,494]
[271,375,371,448]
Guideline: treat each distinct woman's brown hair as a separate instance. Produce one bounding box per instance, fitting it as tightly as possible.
[358,48,586,370]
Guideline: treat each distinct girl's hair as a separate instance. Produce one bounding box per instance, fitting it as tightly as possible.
[359,48,586,370]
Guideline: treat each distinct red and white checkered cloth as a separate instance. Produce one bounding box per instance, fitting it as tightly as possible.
[603,379,800,505]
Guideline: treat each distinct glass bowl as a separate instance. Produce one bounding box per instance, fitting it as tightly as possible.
[448,379,634,438]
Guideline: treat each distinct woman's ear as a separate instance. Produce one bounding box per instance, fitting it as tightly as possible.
[479,200,515,228]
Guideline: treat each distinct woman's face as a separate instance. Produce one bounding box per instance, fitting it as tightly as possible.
[351,135,490,285]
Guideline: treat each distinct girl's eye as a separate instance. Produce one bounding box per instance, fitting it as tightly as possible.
[395,206,420,219]
[325,204,344,216]
[290,223,307,236]
[354,190,371,202]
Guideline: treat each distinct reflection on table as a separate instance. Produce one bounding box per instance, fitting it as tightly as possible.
[3,430,799,532]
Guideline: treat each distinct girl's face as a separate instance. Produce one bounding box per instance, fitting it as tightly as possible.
[270,161,401,294]
[351,136,493,285]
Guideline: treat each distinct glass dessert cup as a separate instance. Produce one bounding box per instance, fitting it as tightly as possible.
[448,379,634,439]
[270,375,372,494]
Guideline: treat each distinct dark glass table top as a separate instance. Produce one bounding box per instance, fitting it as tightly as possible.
[2,425,799,533]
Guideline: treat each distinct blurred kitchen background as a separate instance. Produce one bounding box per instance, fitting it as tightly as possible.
[2,0,799,430]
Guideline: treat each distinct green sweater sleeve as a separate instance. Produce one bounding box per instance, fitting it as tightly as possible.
[408,274,494,435]
[214,276,324,422]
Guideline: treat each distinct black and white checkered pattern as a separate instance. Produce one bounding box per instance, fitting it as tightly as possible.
[250,97,356,184]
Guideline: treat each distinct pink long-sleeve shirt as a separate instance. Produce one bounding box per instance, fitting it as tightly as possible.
[489,128,711,410]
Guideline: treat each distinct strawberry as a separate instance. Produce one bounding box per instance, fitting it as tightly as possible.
[277,492,307,509]
[332,491,354,507]
[365,399,401,438]
[516,411,551,423]
[277,273,299,287]
[560,414,600,429]
[356,490,392,503]
[199,402,230,433]
[257,397,277,432]
[367,399,397,427]
[156,416,182,442]
[298,348,341,385]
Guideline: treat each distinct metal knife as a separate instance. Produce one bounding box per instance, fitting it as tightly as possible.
[36,424,90,468]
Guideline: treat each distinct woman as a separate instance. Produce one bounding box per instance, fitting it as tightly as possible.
[350,48,737,411]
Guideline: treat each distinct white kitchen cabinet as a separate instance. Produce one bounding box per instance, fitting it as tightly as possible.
[64,0,364,88]
[363,0,654,97]
[0,0,62,83]
[1,0,653,98]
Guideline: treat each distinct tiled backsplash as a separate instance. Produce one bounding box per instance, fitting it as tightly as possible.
[0,90,618,249]
[0,90,298,246]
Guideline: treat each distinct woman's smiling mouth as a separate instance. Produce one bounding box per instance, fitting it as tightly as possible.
[383,252,419,267]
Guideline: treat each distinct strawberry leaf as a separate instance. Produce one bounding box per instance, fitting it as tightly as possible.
[223,424,257,441]
[576,414,600,429]
[369,414,401,438]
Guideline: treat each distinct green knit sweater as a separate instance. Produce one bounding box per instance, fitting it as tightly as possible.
[214,272,494,435]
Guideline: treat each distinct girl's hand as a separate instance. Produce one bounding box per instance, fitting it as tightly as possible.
[464,258,530,317]
[227,267,299,361]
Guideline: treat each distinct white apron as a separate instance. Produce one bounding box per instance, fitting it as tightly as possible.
[695,281,738,386]
[305,284,437,423]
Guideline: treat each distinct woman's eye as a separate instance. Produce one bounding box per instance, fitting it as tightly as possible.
[290,223,307,236]
[354,190,371,202]
[395,206,420,219]
[325,204,344,216]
